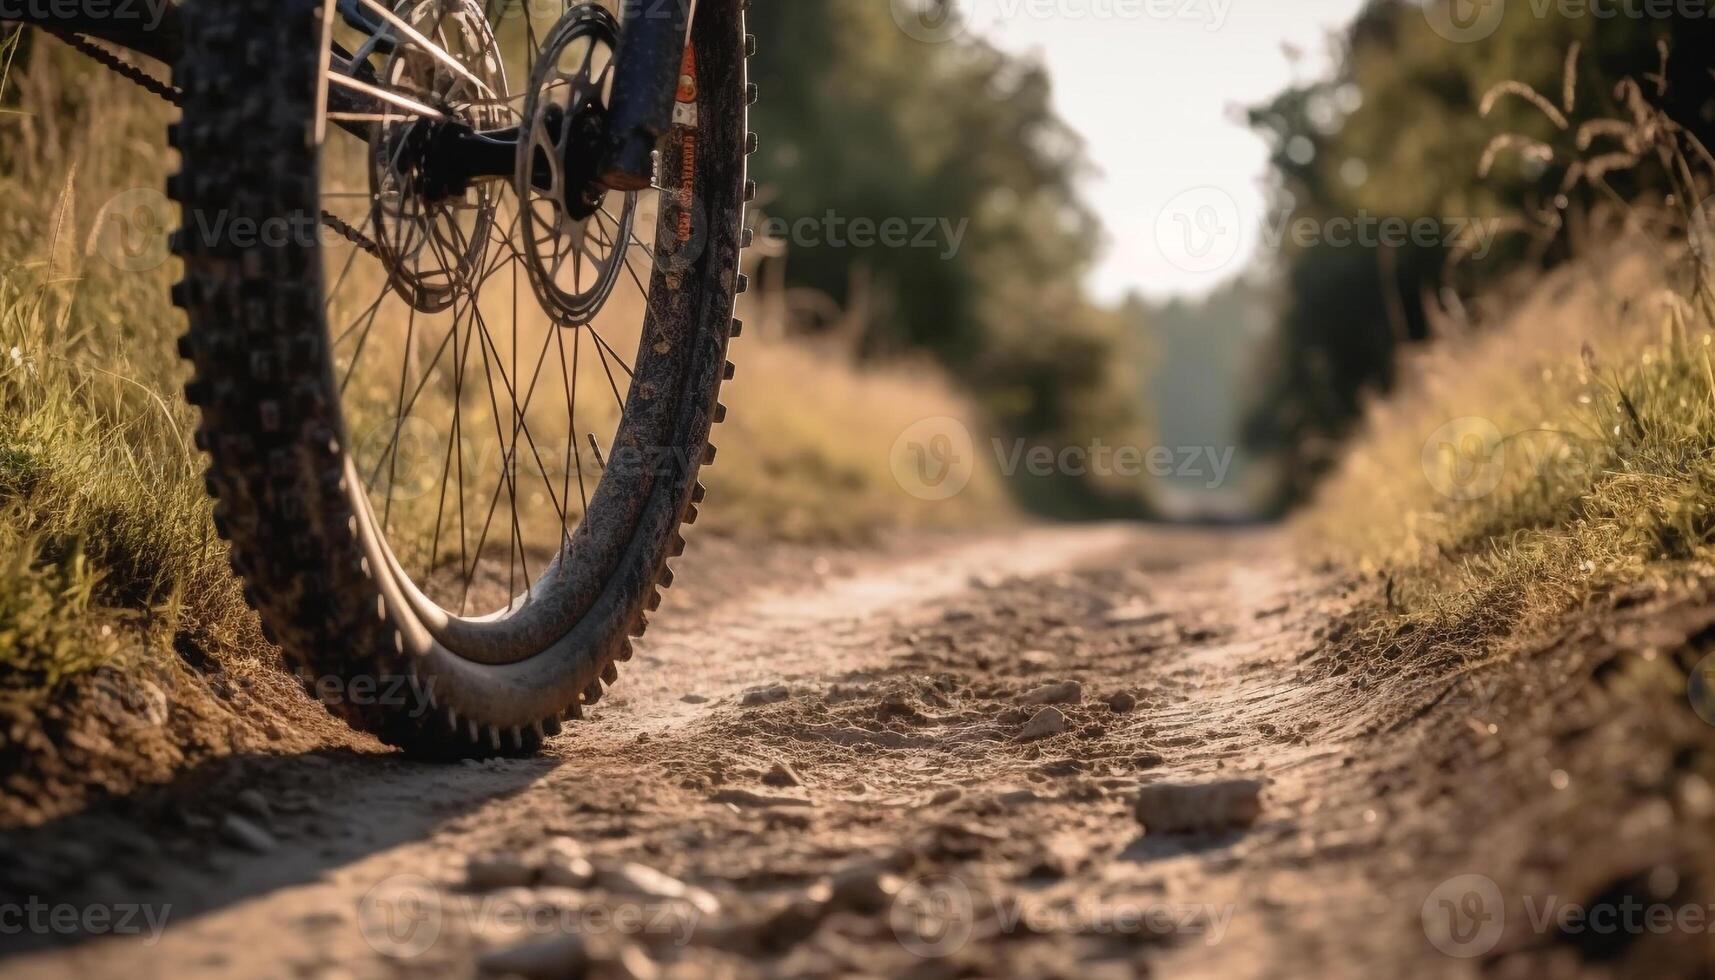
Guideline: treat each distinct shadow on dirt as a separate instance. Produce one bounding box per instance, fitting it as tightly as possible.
[0,745,554,956]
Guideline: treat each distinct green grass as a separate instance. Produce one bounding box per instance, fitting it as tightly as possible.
[1307,246,1715,653]
[1305,55,1715,657]
[0,214,258,713]
[0,38,256,712]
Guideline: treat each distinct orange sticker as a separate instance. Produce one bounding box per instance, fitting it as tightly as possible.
[676,43,698,103]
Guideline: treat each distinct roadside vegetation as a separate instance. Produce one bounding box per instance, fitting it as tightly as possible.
[0,38,248,712]
[1305,42,1715,657]
[745,1,1153,516]
[1248,1,1715,508]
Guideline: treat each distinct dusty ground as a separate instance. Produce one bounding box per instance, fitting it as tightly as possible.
[1,525,1712,979]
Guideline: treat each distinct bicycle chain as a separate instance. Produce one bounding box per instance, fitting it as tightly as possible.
[48,29,182,105]
[317,208,381,258]
[51,31,381,257]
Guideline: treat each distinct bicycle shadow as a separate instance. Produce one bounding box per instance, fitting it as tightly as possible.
[0,743,557,957]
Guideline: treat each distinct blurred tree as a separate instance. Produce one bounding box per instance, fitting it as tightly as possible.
[745,0,1150,515]
[1245,0,1715,506]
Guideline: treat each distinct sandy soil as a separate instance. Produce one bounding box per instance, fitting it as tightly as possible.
[1,525,1711,979]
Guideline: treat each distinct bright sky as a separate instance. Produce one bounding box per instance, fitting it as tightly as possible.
[962,0,1373,301]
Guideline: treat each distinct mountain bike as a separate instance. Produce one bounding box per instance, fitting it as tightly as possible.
[3,0,754,757]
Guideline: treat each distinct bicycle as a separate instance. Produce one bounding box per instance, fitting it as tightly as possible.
[2,0,754,757]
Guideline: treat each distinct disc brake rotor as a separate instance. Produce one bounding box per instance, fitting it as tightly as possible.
[516,4,638,328]
[369,0,509,313]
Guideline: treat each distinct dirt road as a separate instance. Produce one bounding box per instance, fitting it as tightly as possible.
[2,525,1710,978]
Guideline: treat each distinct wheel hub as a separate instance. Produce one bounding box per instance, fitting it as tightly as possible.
[559,100,612,221]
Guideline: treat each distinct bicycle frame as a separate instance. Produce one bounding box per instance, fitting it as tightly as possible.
[2,0,691,190]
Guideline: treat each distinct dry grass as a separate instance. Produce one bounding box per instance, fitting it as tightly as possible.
[0,37,259,712]
[1296,55,1715,665]
[1309,245,1714,640]
[710,330,1013,542]
[1308,52,1715,661]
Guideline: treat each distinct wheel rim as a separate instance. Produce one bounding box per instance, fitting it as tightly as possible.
[317,0,691,664]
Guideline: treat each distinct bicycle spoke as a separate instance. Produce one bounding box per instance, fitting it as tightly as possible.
[381,303,419,531]
[588,328,634,380]
[569,324,588,511]
[337,288,391,396]
[328,70,447,120]
[355,0,496,99]
[317,0,680,622]
[590,325,627,415]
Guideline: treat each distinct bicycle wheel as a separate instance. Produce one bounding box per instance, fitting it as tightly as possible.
[170,0,754,757]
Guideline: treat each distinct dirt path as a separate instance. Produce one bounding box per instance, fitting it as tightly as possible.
[2,525,1710,979]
